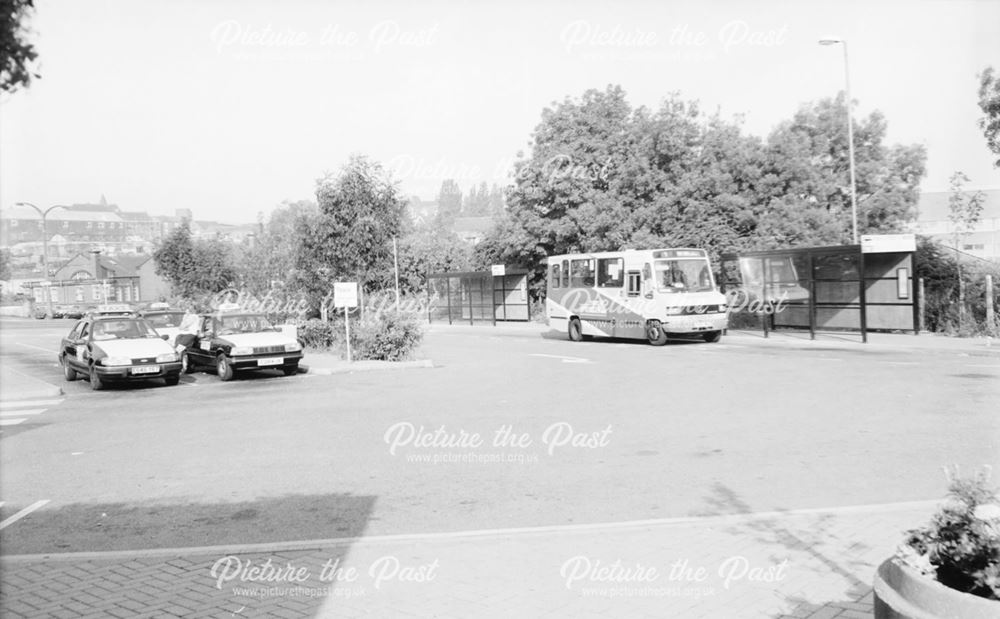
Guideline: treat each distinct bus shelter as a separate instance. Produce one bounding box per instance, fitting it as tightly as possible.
[719,236,918,342]
[426,270,530,325]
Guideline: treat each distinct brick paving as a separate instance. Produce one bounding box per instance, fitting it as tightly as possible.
[0,501,938,618]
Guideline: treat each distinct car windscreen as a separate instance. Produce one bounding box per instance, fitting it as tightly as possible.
[218,314,276,335]
[92,319,159,340]
[144,312,184,328]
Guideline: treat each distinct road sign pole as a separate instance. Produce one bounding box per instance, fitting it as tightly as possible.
[345,306,352,363]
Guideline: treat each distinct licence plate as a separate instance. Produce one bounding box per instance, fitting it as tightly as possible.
[132,365,160,375]
[257,358,282,367]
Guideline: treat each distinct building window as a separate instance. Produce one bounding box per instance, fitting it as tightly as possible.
[76,287,84,302]
[963,244,985,251]
[86,222,93,229]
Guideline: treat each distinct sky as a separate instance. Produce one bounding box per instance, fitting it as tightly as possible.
[2,0,999,223]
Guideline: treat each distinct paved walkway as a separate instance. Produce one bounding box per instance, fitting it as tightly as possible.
[1,501,939,618]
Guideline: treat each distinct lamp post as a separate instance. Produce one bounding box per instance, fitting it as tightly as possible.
[16,201,68,317]
[818,36,859,245]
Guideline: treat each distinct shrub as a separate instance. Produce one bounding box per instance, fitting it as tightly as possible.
[899,467,1000,601]
[296,318,340,349]
[352,311,424,361]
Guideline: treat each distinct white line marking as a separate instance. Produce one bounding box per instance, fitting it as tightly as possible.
[965,364,1000,368]
[0,418,26,426]
[0,399,63,409]
[16,343,55,354]
[0,409,45,417]
[528,353,592,364]
[0,499,944,562]
[882,361,919,365]
[0,500,50,530]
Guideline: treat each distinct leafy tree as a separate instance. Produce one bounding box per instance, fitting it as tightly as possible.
[1,0,38,93]
[294,155,407,306]
[237,200,315,295]
[479,85,926,297]
[947,171,986,328]
[978,66,1000,168]
[397,226,472,294]
[152,220,238,298]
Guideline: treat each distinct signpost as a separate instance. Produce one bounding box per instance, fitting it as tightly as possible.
[334,282,359,362]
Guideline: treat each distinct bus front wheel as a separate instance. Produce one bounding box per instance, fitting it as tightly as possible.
[646,321,668,346]
[568,318,583,342]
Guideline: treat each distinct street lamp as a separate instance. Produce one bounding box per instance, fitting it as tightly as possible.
[16,201,68,317]
[818,36,859,245]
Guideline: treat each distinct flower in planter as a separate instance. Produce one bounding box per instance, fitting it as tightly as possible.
[898,467,1000,601]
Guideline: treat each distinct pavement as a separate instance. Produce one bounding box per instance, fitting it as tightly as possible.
[0,321,989,617]
[0,500,941,618]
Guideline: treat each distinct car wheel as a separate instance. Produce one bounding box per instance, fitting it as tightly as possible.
[89,364,104,391]
[703,330,722,343]
[646,320,668,346]
[164,375,180,386]
[568,318,583,342]
[217,354,235,381]
[282,364,298,376]
[181,350,196,374]
[62,357,78,382]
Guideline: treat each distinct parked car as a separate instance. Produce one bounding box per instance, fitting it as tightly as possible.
[63,305,85,320]
[58,315,182,390]
[180,304,303,380]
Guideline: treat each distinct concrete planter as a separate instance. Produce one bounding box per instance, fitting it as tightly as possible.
[874,558,1000,619]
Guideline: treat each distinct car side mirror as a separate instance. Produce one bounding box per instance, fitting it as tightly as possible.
[161,334,169,340]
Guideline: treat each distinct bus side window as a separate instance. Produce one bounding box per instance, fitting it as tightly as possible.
[571,258,595,287]
[597,258,623,288]
[626,271,641,297]
[561,260,569,288]
[551,264,561,288]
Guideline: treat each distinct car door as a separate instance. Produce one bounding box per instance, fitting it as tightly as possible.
[187,316,216,366]
[65,320,90,371]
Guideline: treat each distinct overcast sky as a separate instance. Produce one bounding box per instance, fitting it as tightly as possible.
[2,0,998,223]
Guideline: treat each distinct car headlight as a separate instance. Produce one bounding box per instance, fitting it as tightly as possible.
[665,307,684,315]
[101,356,131,366]
[230,346,253,356]
[156,352,179,363]
[285,342,301,352]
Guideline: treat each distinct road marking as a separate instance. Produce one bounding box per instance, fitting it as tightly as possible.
[0,399,63,409]
[0,419,26,426]
[0,500,50,530]
[965,364,1000,368]
[0,409,46,417]
[16,343,55,354]
[528,353,592,364]
[0,499,944,562]
[881,361,919,365]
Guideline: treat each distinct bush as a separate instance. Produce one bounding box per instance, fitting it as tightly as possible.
[352,311,424,361]
[297,311,424,361]
[296,318,341,349]
[899,467,1000,601]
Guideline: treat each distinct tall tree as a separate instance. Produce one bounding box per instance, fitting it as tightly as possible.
[237,200,316,295]
[1,0,38,93]
[294,155,407,304]
[153,220,238,298]
[978,67,1000,168]
[947,171,986,327]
